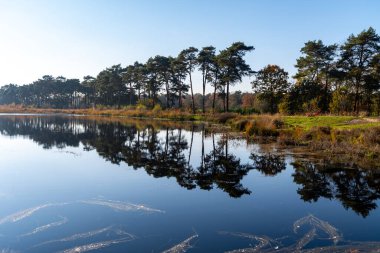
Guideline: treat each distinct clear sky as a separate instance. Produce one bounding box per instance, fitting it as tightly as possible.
[0,0,379,93]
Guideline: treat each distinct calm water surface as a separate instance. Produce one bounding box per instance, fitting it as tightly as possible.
[0,115,380,252]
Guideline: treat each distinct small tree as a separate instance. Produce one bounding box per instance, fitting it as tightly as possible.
[329,87,353,114]
[252,65,290,114]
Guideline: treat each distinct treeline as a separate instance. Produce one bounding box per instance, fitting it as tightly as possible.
[0,27,379,115]
[0,42,253,113]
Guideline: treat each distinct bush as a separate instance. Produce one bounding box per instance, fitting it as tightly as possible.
[214,113,238,124]
[137,98,154,109]
[232,119,249,131]
[243,115,283,137]
[152,104,162,113]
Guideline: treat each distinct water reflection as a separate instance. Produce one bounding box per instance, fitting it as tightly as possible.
[0,116,255,198]
[249,153,286,176]
[1,115,380,217]
[292,160,380,217]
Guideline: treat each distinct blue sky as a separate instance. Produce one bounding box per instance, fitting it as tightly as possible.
[0,0,379,93]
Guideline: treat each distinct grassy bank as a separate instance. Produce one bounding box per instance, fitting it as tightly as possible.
[1,105,380,168]
[230,115,380,168]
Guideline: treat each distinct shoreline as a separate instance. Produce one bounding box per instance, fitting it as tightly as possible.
[1,106,380,169]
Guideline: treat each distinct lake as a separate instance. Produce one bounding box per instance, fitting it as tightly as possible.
[0,114,380,252]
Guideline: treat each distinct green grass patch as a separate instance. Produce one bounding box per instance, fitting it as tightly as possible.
[283,116,357,130]
[283,116,380,130]
[335,122,380,129]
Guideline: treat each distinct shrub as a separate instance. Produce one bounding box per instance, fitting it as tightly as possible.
[214,113,238,124]
[232,119,249,131]
[152,104,162,113]
[244,115,283,137]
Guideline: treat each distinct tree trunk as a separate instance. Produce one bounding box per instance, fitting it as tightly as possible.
[323,75,329,113]
[202,70,206,113]
[366,91,372,115]
[179,90,182,108]
[271,95,275,114]
[222,85,226,112]
[189,72,195,113]
[165,82,169,109]
[354,79,360,115]
[130,83,133,106]
[226,82,229,112]
[212,84,217,113]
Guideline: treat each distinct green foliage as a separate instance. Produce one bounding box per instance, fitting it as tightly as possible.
[278,95,290,114]
[302,97,320,113]
[294,40,337,113]
[252,64,290,114]
[329,87,353,114]
[197,46,216,113]
[137,98,154,109]
[179,47,199,113]
[338,27,380,114]
[218,42,254,112]
[170,55,189,108]
[152,104,162,113]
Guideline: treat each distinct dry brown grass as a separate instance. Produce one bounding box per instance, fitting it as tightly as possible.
[232,114,283,137]
[0,105,204,121]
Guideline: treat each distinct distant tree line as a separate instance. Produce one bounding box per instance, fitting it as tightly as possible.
[1,27,379,115]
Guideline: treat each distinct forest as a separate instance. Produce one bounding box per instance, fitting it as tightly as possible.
[0,27,379,115]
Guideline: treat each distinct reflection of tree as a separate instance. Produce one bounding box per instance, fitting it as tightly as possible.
[292,160,380,217]
[250,153,286,176]
[0,116,252,197]
[0,116,88,149]
[199,134,253,198]
[333,169,380,218]
[292,161,333,202]
[195,126,213,191]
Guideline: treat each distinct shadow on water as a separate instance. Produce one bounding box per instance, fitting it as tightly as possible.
[1,115,380,216]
